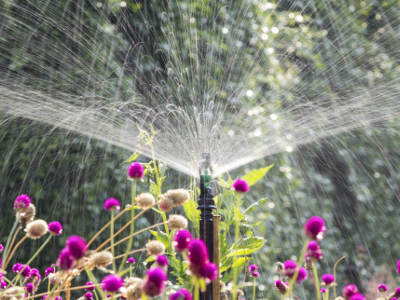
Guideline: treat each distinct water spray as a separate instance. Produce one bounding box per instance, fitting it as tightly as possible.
[198,153,219,300]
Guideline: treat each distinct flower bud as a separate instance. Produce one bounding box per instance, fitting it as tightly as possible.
[168,215,188,231]
[136,193,155,209]
[25,219,48,239]
[89,251,113,268]
[145,241,165,256]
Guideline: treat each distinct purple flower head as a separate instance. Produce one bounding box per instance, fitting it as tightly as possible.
[101,275,124,293]
[377,283,387,292]
[200,262,218,282]
[305,241,323,261]
[188,239,209,266]
[395,287,400,297]
[274,280,288,295]
[84,292,94,300]
[170,288,192,300]
[48,221,63,236]
[127,162,144,180]
[126,257,135,264]
[0,281,7,289]
[349,294,366,300]
[20,265,31,277]
[142,267,167,297]
[397,260,400,274]
[12,263,23,273]
[85,282,95,291]
[0,243,3,252]
[249,264,258,272]
[321,288,327,293]
[343,284,358,298]
[14,194,31,212]
[45,266,55,277]
[104,198,120,211]
[251,271,260,278]
[283,260,297,278]
[296,267,307,284]
[173,230,192,252]
[57,248,74,270]
[0,258,2,268]
[66,235,87,259]
[156,255,168,267]
[232,179,250,193]
[31,268,41,282]
[321,274,335,286]
[26,282,34,294]
[54,297,62,300]
[304,216,326,240]
[392,298,398,300]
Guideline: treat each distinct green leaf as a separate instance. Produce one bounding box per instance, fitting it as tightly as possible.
[122,153,139,164]
[232,257,248,268]
[242,164,274,186]
[183,197,200,235]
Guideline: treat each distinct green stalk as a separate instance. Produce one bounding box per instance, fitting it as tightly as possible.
[2,217,19,266]
[323,287,330,300]
[118,181,136,273]
[252,277,256,300]
[110,211,116,272]
[232,193,242,300]
[194,281,199,300]
[287,238,310,297]
[312,262,321,300]
[84,265,106,299]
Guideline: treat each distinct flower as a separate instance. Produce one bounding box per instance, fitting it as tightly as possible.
[0,243,4,252]
[30,268,41,282]
[296,268,307,283]
[188,239,209,267]
[173,230,192,252]
[57,248,74,270]
[127,162,144,180]
[104,198,120,211]
[251,271,260,278]
[343,284,358,299]
[170,288,192,300]
[249,264,258,272]
[321,288,327,293]
[12,263,23,273]
[274,280,288,295]
[305,241,323,261]
[159,196,175,212]
[85,282,95,291]
[283,260,297,278]
[26,282,34,294]
[25,219,48,239]
[126,257,135,264]
[156,255,168,267]
[125,278,143,300]
[14,194,31,212]
[48,221,63,236]
[20,265,31,277]
[145,240,165,256]
[44,265,55,277]
[19,204,36,225]
[321,274,335,286]
[168,215,188,231]
[136,193,155,209]
[165,189,190,206]
[397,260,400,274]
[0,281,7,289]
[232,179,250,193]
[378,283,387,292]
[200,262,218,282]
[304,216,326,240]
[395,287,400,297]
[101,275,124,293]
[84,292,93,300]
[349,294,365,300]
[142,267,167,297]
[89,251,113,268]
[67,235,87,259]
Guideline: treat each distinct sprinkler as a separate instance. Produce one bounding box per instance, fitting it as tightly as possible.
[198,153,217,300]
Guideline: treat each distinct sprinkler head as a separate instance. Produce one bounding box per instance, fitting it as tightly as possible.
[199,153,213,190]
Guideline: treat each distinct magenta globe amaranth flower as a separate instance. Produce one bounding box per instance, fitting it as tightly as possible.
[142,267,167,297]
[19,264,31,277]
[274,279,288,295]
[296,267,307,283]
[378,283,387,292]
[48,221,63,236]
[104,198,120,211]
[66,235,87,259]
[173,230,192,252]
[321,273,335,286]
[232,179,250,193]
[44,265,55,277]
[126,257,135,264]
[395,287,400,297]
[170,288,192,300]
[12,263,23,273]
[397,260,400,274]
[0,243,4,252]
[84,292,93,300]
[26,282,34,294]
[283,260,297,278]
[200,262,218,282]
[156,255,168,267]
[321,288,327,293]
[343,284,358,299]
[305,240,323,261]
[249,264,258,272]
[85,282,95,291]
[14,194,31,212]
[349,294,366,300]
[0,281,7,289]
[57,248,74,270]
[101,275,124,293]
[304,216,326,240]
[188,239,209,266]
[127,162,144,180]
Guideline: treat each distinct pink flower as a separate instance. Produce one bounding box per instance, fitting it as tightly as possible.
[156,255,168,267]
[66,236,87,259]
[170,288,192,300]
[321,274,335,286]
[349,294,365,300]
[142,267,167,297]
[126,257,135,264]
[188,239,209,266]
[85,282,95,291]
[101,275,124,293]
[104,198,120,211]
[84,292,93,300]
[232,179,250,193]
[26,282,34,293]
[274,280,288,295]
[200,262,218,282]
[48,221,63,236]
[57,248,74,270]
[283,260,297,278]
[296,268,307,283]
[44,265,55,277]
[127,162,144,180]
[304,216,326,240]
[305,241,323,261]
[14,194,31,212]
[343,284,358,299]
[173,230,192,252]
[397,260,400,274]
[378,283,387,292]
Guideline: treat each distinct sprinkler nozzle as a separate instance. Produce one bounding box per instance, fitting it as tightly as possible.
[199,153,212,190]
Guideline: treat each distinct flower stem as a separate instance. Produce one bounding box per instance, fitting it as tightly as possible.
[4,235,28,269]
[287,238,310,297]
[2,217,19,267]
[333,256,345,299]
[232,193,242,300]
[118,181,136,273]
[252,277,256,300]
[312,262,321,300]
[323,287,330,300]
[84,265,106,299]
[194,280,199,300]
[110,211,116,272]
